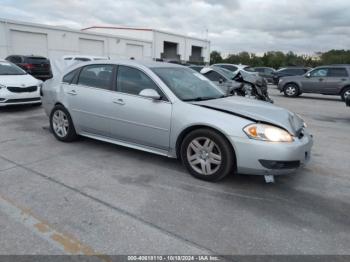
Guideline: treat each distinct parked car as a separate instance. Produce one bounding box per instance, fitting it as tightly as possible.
[200,66,273,103]
[42,60,313,183]
[0,60,42,106]
[213,63,256,75]
[200,66,240,95]
[253,67,276,83]
[5,55,53,81]
[278,65,350,100]
[272,67,310,85]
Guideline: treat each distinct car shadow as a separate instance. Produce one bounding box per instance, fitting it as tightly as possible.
[0,104,42,113]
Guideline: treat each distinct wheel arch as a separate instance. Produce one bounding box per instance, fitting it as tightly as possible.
[175,125,237,170]
[340,85,350,95]
[283,82,300,90]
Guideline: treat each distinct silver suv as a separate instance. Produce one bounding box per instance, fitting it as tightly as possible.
[278,65,350,100]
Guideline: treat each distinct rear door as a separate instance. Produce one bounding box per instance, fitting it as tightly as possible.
[64,64,116,137]
[325,67,349,94]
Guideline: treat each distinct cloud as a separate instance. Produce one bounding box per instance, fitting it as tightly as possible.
[1,0,350,54]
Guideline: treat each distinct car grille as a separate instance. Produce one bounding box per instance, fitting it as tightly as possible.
[4,98,41,103]
[7,86,38,93]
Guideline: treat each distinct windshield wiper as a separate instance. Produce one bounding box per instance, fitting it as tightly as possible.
[183,96,225,102]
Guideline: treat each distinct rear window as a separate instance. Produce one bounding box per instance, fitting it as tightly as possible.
[328,68,349,77]
[74,57,91,62]
[25,57,49,64]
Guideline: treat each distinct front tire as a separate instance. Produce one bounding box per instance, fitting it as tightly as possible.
[50,105,78,142]
[283,83,299,97]
[180,128,235,182]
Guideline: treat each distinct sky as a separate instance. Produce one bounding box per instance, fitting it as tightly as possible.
[1,0,350,55]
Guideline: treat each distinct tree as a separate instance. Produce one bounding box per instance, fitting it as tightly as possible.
[210,51,223,64]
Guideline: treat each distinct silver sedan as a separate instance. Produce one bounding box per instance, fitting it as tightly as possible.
[42,60,313,182]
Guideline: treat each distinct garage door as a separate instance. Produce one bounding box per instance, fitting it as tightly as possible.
[161,41,180,61]
[10,30,48,56]
[126,44,144,59]
[79,38,104,56]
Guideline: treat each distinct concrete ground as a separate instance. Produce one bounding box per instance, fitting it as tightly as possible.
[0,87,349,256]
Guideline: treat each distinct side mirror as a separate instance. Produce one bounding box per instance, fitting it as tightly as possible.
[139,89,161,100]
[219,78,224,84]
[305,73,311,78]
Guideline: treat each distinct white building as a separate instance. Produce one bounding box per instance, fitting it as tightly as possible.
[0,18,210,64]
[82,26,210,63]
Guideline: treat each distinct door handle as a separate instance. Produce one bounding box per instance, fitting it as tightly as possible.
[113,99,125,105]
[67,90,77,95]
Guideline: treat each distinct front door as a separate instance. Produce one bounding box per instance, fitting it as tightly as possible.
[301,68,328,93]
[110,65,172,150]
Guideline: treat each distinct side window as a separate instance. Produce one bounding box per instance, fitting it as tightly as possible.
[328,68,349,77]
[116,66,164,98]
[295,69,306,75]
[310,68,328,77]
[77,64,114,90]
[204,71,224,82]
[62,68,80,84]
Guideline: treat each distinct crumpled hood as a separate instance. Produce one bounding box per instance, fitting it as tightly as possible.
[192,96,304,135]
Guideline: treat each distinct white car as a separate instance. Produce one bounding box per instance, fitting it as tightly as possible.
[213,63,257,76]
[63,55,110,62]
[0,60,42,106]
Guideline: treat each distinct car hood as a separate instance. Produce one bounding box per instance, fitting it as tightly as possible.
[0,74,40,87]
[192,96,304,135]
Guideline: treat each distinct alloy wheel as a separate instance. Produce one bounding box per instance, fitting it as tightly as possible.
[186,137,222,175]
[285,86,297,96]
[52,110,69,138]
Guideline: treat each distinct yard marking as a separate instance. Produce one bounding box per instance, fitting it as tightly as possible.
[0,194,111,261]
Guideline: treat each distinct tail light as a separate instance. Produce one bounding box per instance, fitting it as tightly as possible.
[23,63,35,70]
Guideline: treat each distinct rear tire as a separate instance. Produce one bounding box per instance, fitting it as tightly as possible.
[283,83,299,97]
[180,128,235,182]
[50,105,78,142]
[340,87,350,101]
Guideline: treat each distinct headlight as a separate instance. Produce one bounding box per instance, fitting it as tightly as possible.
[0,84,6,89]
[243,123,294,142]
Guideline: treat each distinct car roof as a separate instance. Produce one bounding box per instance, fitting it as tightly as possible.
[214,63,249,67]
[63,60,186,74]
[8,55,47,59]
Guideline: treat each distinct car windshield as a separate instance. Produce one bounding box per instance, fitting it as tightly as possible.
[0,61,26,75]
[152,67,225,101]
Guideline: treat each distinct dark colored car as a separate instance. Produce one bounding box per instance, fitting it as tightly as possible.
[5,55,53,81]
[272,67,310,85]
[253,67,276,83]
[278,65,350,100]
